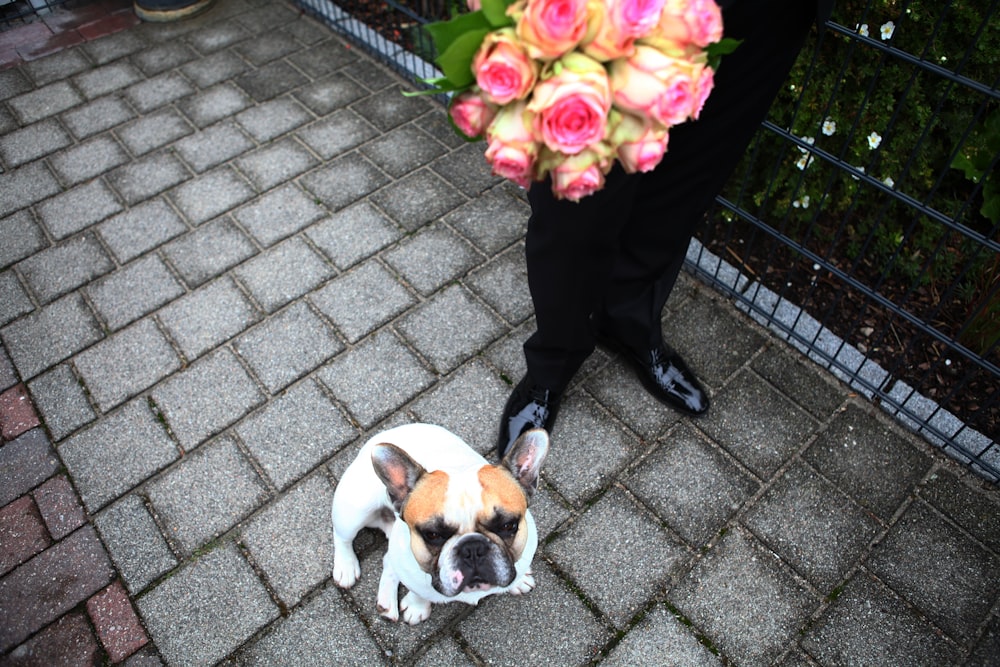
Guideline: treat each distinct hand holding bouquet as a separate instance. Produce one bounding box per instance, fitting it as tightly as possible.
[418,0,735,201]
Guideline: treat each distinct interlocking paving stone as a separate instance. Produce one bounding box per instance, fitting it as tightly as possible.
[360,124,447,178]
[22,49,90,86]
[107,150,191,206]
[547,487,688,628]
[601,603,722,667]
[234,137,319,192]
[0,383,37,441]
[305,200,401,270]
[429,141,501,198]
[137,544,280,667]
[670,528,817,667]
[158,276,260,360]
[0,429,59,507]
[33,474,86,541]
[397,285,505,374]
[235,60,309,102]
[0,495,51,577]
[0,271,34,328]
[74,318,181,412]
[801,572,963,665]
[184,20,251,54]
[115,108,195,156]
[752,347,847,420]
[300,152,390,212]
[3,611,101,666]
[48,134,130,187]
[383,224,481,296]
[624,424,759,547]
[438,185,525,260]
[233,31,300,66]
[27,364,96,441]
[238,585,384,666]
[98,198,187,264]
[17,232,114,304]
[235,97,312,143]
[59,399,179,512]
[1,293,103,380]
[8,81,83,124]
[294,108,378,159]
[152,348,264,451]
[81,29,145,66]
[86,580,149,662]
[86,254,184,331]
[349,85,430,132]
[866,500,1000,644]
[0,525,115,652]
[60,94,135,139]
[35,178,123,240]
[240,473,332,606]
[178,82,253,128]
[147,435,269,555]
[286,38,356,77]
[698,370,819,478]
[125,71,196,114]
[180,49,251,89]
[803,404,932,520]
[169,165,255,226]
[465,245,532,324]
[94,494,178,595]
[585,359,682,439]
[234,236,334,313]
[235,379,355,490]
[292,74,367,116]
[458,562,614,667]
[919,468,1000,553]
[317,329,435,429]
[371,169,467,232]
[0,117,72,167]
[309,259,415,343]
[73,61,143,99]
[234,301,343,394]
[412,636,478,667]
[173,120,255,173]
[132,42,198,77]
[0,161,62,218]
[233,182,326,248]
[0,210,47,269]
[163,216,257,288]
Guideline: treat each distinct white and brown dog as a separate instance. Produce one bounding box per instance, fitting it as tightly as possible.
[331,423,548,624]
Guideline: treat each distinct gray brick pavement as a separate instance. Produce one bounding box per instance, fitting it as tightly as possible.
[2,1,998,665]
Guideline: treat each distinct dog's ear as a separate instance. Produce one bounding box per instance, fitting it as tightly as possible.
[371,443,427,513]
[501,429,549,499]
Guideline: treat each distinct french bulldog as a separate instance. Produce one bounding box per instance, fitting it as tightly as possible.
[331,423,548,624]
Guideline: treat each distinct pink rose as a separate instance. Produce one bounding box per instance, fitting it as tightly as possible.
[511,0,590,60]
[582,0,667,61]
[656,0,723,47]
[485,102,539,188]
[689,63,714,119]
[608,111,668,173]
[472,28,539,105]
[541,146,613,201]
[527,52,612,155]
[449,88,497,139]
[609,44,703,127]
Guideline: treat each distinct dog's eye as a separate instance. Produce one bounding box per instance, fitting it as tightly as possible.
[419,528,452,547]
[496,519,519,538]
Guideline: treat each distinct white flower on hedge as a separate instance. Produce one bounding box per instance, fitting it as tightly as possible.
[867,132,882,149]
[851,165,866,181]
[822,118,836,136]
[798,136,815,153]
[881,21,895,40]
[858,23,869,37]
[796,154,814,170]
[793,195,811,209]
[884,176,895,188]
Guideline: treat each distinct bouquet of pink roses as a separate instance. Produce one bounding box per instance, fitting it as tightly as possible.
[417,0,734,201]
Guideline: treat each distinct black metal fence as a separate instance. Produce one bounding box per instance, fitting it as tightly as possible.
[1,0,75,27]
[308,0,1000,481]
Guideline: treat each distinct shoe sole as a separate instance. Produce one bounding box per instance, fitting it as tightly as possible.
[134,0,215,22]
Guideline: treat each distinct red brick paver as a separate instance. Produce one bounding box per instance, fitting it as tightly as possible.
[0,496,52,576]
[0,384,39,441]
[87,581,150,662]
[1,612,102,666]
[33,475,88,541]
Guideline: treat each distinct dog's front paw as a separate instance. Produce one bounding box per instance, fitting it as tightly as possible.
[332,549,361,589]
[400,592,432,625]
[509,569,536,595]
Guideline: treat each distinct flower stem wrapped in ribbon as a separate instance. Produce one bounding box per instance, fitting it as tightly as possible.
[413,0,738,201]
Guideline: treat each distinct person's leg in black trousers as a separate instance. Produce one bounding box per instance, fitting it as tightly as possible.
[498,0,819,457]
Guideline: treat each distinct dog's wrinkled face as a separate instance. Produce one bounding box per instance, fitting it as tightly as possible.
[400,466,529,596]
[371,430,546,598]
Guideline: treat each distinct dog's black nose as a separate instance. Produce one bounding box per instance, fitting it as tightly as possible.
[458,537,489,564]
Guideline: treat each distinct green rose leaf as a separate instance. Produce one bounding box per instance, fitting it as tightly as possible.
[481,0,515,28]
[435,27,490,89]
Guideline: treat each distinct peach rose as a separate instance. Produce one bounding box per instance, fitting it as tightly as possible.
[527,52,612,155]
[540,145,613,201]
[609,44,704,127]
[472,28,539,105]
[511,0,590,60]
[608,111,668,173]
[656,0,723,47]
[485,102,539,188]
[448,88,497,139]
[581,0,667,61]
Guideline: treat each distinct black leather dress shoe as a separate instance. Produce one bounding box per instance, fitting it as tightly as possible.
[596,333,709,416]
[497,376,560,459]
